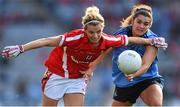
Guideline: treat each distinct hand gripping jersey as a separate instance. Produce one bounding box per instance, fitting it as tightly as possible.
[45,29,128,79]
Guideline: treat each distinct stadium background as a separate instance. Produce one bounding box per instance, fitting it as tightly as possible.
[0,0,180,106]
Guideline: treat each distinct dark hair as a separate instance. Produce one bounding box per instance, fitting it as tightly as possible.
[133,10,152,19]
[121,4,153,27]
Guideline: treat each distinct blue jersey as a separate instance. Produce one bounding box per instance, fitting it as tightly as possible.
[112,26,162,87]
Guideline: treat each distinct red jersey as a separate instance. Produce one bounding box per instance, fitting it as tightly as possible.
[45,29,128,79]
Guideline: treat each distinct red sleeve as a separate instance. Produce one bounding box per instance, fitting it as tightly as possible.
[102,33,128,48]
[58,29,84,47]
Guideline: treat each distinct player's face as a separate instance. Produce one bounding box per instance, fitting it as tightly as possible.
[132,15,151,37]
[85,24,103,44]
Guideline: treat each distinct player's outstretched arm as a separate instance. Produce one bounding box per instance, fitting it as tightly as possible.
[79,48,112,81]
[1,36,61,59]
[22,36,61,51]
[90,47,112,69]
[128,37,168,50]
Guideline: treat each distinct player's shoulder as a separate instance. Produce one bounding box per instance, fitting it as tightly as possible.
[144,29,158,38]
[66,29,84,37]
[63,29,85,41]
[61,29,85,43]
[113,26,131,36]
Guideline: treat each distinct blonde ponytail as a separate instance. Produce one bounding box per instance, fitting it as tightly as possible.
[121,15,133,27]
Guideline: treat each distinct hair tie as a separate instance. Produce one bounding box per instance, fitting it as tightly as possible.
[136,8,151,13]
[83,20,100,27]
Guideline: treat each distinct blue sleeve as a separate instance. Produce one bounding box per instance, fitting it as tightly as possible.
[144,29,158,39]
[113,28,122,36]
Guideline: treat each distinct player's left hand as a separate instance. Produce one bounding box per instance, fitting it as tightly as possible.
[151,37,168,50]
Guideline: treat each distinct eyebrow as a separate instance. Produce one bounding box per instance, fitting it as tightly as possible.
[90,29,101,32]
[137,18,151,23]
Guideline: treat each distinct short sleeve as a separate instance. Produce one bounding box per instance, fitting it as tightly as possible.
[124,35,129,46]
[59,35,65,46]
[102,34,129,48]
[58,30,83,47]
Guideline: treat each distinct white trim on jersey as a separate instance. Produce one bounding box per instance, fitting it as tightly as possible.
[102,35,129,46]
[66,34,81,41]
[102,35,122,41]
[62,47,69,78]
[59,35,65,46]
[124,35,129,46]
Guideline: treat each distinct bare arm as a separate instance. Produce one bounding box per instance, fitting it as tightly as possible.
[126,46,157,80]
[1,36,62,59]
[90,47,112,69]
[23,36,61,52]
[128,36,168,50]
[128,37,152,45]
[79,48,112,80]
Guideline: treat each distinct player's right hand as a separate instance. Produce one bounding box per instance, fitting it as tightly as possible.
[79,68,94,84]
[124,74,134,81]
[1,45,24,59]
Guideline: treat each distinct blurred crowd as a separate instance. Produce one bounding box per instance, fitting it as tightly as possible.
[0,0,180,106]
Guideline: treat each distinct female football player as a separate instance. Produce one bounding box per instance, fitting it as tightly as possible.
[111,4,165,106]
[1,6,167,106]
